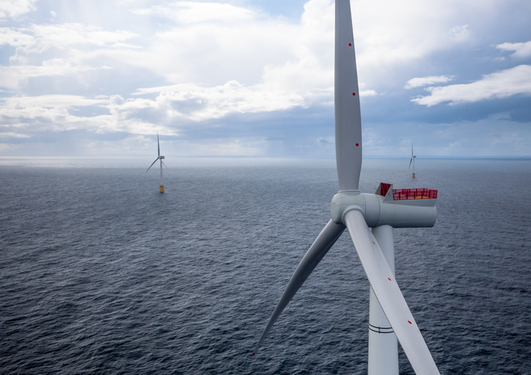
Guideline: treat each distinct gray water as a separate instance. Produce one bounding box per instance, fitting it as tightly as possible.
[1,157,530,374]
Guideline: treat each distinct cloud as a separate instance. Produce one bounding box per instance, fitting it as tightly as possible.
[0,132,30,139]
[411,65,531,106]
[0,28,34,47]
[3,95,107,109]
[131,2,256,24]
[0,0,37,19]
[496,41,531,59]
[404,75,454,89]
[0,95,110,133]
[0,95,159,137]
[0,23,140,89]
[134,80,306,121]
[27,23,139,48]
[0,63,101,90]
[1,0,531,158]
[351,0,475,71]
[360,89,377,96]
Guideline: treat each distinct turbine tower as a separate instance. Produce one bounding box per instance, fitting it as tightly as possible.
[409,144,416,178]
[146,133,166,193]
[255,1,440,374]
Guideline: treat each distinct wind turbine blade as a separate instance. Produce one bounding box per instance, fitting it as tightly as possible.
[157,133,160,158]
[335,0,362,191]
[146,157,159,172]
[409,158,413,169]
[255,220,345,353]
[343,210,440,375]
[162,161,168,169]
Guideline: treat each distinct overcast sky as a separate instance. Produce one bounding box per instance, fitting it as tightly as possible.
[1,0,530,158]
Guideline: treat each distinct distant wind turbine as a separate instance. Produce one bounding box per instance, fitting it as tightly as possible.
[254,1,440,374]
[409,144,416,178]
[146,133,166,193]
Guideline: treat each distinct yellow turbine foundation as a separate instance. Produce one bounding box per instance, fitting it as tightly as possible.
[160,184,164,193]
[412,173,415,178]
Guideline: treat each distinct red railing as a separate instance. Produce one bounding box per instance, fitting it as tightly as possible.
[393,188,438,200]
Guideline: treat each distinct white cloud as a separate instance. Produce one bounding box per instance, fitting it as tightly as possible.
[405,75,454,89]
[0,28,34,47]
[411,65,531,106]
[0,63,101,89]
[351,0,479,72]
[0,95,110,133]
[136,80,306,121]
[448,25,470,42]
[28,23,139,47]
[0,0,37,19]
[497,41,531,59]
[3,95,108,108]
[0,23,140,89]
[131,2,256,24]
[360,89,377,96]
[0,132,30,139]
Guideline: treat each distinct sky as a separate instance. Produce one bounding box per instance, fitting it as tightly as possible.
[1,0,531,158]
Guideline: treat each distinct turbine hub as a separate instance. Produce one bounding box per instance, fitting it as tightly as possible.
[331,190,380,226]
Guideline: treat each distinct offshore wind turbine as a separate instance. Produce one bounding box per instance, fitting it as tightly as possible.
[146,133,166,193]
[255,1,440,374]
[409,144,416,178]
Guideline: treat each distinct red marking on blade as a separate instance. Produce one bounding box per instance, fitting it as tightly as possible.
[408,321,412,325]
[356,143,359,147]
[388,278,391,281]
[348,43,352,46]
[372,241,375,245]
[352,92,356,96]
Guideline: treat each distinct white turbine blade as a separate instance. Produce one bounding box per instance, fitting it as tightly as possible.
[157,133,160,158]
[162,160,168,169]
[255,220,345,353]
[146,157,159,172]
[343,210,440,375]
[409,158,413,169]
[335,0,362,191]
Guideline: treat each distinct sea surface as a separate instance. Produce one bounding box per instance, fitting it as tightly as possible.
[1,157,530,374]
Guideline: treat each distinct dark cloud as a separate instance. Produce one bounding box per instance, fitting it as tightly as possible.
[169,105,334,141]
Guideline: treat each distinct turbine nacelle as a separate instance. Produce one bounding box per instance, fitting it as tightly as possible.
[331,183,437,229]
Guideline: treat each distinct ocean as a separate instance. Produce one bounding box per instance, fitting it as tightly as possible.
[1,157,530,374]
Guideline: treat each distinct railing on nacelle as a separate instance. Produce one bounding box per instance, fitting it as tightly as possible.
[377,183,437,201]
[393,188,438,200]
